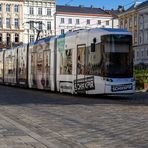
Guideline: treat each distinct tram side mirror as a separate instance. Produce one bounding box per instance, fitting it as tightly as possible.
[91,38,96,52]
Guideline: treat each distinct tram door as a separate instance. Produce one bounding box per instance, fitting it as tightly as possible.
[75,44,86,94]
[42,50,51,90]
[30,52,37,88]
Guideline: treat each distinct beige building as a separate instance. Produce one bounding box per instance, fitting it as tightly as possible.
[136,1,148,68]
[119,1,148,69]
[118,3,139,47]
[0,0,24,49]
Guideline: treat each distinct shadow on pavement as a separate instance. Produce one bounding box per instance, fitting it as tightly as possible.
[0,85,148,106]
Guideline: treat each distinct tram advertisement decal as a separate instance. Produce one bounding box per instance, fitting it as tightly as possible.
[74,76,95,91]
[57,34,65,53]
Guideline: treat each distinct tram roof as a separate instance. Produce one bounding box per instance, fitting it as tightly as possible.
[100,28,129,33]
[58,28,131,38]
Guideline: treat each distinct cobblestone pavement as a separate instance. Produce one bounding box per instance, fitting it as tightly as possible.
[0,85,147,148]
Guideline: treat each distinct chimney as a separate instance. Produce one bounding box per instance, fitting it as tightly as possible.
[79,5,84,8]
[90,5,93,8]
[118,5,124,12]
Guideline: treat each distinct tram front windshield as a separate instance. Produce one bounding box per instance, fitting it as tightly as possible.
[101,34,133,78]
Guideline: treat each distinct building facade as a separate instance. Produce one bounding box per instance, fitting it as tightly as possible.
[56,5,119,35]
[118,1,148,69]
[118,3,139,47]
[135,1,148,68]
[23,0,56,44]
[0,0,24,49]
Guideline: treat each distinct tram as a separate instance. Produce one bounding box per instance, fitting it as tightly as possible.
[0,28,135,94]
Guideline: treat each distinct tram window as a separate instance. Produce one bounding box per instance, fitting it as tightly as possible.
[60,49,72,75]
[91,43,95,52]
[84,43,103,76]
[91,38,96,52]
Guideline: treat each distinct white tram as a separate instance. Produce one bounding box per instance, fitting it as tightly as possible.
[0,28,135,94]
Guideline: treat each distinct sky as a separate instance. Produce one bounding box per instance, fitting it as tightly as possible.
[56,0,146,10]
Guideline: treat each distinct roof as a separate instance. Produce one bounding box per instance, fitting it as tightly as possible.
[105,10,120,18]
[118,1,143,15]
[56,5,109,15]
[122,1,143,12]
[137,0,148,9]
[126,4,135,12]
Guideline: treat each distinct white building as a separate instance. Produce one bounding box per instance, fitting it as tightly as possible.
[23,0,56,44]
[56,5,119,35]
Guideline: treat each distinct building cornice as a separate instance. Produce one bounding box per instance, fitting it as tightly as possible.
[56,12,112,17]
[118,9,136,17]
[0,0,24,2]
[137,5,148,12]
[0,29,24,32]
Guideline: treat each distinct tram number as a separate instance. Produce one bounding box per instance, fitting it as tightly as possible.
[74,76,95,91]
[111,83,133,92]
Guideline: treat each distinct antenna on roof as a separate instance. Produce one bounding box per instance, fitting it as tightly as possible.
[65,0,74,5]
[90,5,93,8]
[79,5,84,8]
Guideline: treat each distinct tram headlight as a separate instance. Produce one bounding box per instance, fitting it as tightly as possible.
[103,77,113,82]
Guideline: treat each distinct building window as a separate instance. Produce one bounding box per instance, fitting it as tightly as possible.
[139,31,143,44]
[76,19,80,25]
[14,5,19,12]
[0,4,2,12]
[38,8,42,15]
[47,8,51,16]
[98,20,101,25]
[134,30,137,43]
[142,51,144,57]
[0,17,2,28]
[6,4,10,12]
[61,29,64,34]
[15,33,19,42]
[38,22,42,30]
[47,21,51,30]
[120,19,123,28]
[61,18,64,24]
[106,20,109,26]
[6,18,10,28]
[137,51,139,58]
[144,30,148,44]
[0,34,2,43]
[124,19,128,28]
[14,18,19,29]
[30,35,34,43]
[139,15,143,30]
[68,18,72,24]
[129,17,132,28]
[30,22,34,30]
[6,33,10,46]
[30,7,34,15]
[87,19,90,25]
[134,16,137,26]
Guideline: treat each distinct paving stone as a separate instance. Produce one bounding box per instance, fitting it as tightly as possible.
[0,86,147,147]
